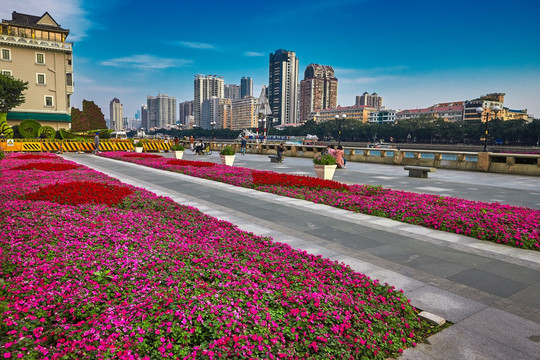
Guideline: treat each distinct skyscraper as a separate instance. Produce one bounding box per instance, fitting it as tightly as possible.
[224,84,241,100]
[194,75,224,126]
[231,96,257,130]
[356,92,383,109]
[269,49,299,125]
[109,98,123,131]
[179,101,194,125]
[140,105,148,130]
[240,77,253,98]
[299,64,338,122]
[201,97,232,129]
[147,94,176,129]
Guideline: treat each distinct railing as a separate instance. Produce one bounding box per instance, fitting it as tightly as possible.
[207,141,540,176]
[0,34,73,51]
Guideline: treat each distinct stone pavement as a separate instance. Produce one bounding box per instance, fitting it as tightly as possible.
[63,152,540,360]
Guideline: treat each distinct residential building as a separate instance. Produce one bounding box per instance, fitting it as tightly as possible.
[240,76,253,98]
[201,97,232,129]
[310,105,376,123]
[1,11,73,129]
[356,92,383,109]
[268,49,299,125]
[194,74,224,126]
[147,94,176,129]
[178,100,194,125]
[109,98,123,131]
[231,96,258,130]
[224,84,240,100]
[396,105,464,122]
[464,93,505,121]
[140,105,148,130]
[368,108,397,124]
[299,64,338,122]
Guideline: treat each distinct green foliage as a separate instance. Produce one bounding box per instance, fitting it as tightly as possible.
[134,141,144,147]
[10,124,20,138]
[0,112,13,138]
[18,119,41,138]
[37,126,56,139]
[71,100,107,131]
[0,73,29,112]
[171,144,185,151]
[313,153,336,165]
[0,148,4,160]
[220,145,235,155]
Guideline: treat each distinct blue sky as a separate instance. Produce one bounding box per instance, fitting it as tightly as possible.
[3,0,540,120]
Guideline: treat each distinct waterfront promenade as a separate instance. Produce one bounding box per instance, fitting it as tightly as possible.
[64,152,540,360]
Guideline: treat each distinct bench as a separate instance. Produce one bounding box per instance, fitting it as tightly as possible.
[268,155,282,163]
[404,166,436,178]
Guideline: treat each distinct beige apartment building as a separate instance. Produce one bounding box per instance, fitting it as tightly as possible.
[231,96,257,130]
[1,11,73,130]
[310,105,376,123]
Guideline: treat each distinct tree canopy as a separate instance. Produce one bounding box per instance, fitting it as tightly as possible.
[0,73,29,112]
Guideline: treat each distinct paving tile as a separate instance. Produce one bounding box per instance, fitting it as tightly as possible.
[447,269,529,298]
[506,285,540,310]
[475,259,540,285]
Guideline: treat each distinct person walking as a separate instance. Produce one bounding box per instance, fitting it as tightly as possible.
[190,136,194,152]
[94,132,101,154]
[240,138,247,155]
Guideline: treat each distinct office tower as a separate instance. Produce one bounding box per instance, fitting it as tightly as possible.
[147,94,176,129]
[109,98,123,131]
[241,77,253,98]
[231,96,258,130]
[268,49,299,125]
[356,92,383,109]
[194,74,224,126]
[140,105,148,130]
[201,97,232,129]
[179,100,194,125]
[224,84,241,100]
[299,64,338,122]
[0,11,73,129]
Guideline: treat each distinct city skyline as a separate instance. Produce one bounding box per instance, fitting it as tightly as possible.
[2,0,539,122]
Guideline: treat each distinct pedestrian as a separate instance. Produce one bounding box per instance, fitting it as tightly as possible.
[195,139,204,155]
[174,136,180,146]
[190,136,194,152]
[276,143,285,162]
[94,132,101,154]
[327,144,336,156]
[335,145,345,168]
[240,138,247,155]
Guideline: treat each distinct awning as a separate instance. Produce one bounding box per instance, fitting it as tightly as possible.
[7,111,71,122]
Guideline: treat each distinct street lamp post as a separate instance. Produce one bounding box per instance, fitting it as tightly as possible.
[258,118,267,143]
[210,121,216,141]
[476,105,500,152]
[335,114,346,146]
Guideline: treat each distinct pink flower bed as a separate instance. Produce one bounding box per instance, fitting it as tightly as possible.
[1,153,430,359]
[101,152,540,250]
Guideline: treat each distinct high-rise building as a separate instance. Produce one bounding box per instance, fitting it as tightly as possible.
[268,49,299,125]
[140,105,148,130]
[109,98,123,131]
[147,94,176,129]
[356,92,383,109]
[299,64,338,122]
[0,11,73,130]
[194,74,224,126]
[179,100,194,125]
[224,84,241,100]
[201,97,232,129]
[240,77,253,98]
[231,96,258,130]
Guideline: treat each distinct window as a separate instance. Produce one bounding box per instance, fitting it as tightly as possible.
[66,73,73,86]
[1,48,11,61]
[45,96,53,107]
[37,73,46,85]
[36,53,45,64]
[1,70,12,76]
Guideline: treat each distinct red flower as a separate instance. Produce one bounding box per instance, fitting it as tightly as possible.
[14,154,57,160]
[167,159,216,168]
[252,170,349,190]
[12,162,80,171]
[122,154,162,159]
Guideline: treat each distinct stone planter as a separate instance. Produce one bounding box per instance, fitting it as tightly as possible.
[220,155,235,166]
[135,146,143,153]
[314,164,337,180]
[173,150,184,159]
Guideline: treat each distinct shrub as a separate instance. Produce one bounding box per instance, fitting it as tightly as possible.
[313,153,337,165]
[171,144,185,151]
[134,141,144,147]
[18,119,41,138]
[220,145,235,156]
[0,148,4,160]
[37,125,56,139]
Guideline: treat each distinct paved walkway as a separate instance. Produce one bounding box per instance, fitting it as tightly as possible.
[63,152,540,360]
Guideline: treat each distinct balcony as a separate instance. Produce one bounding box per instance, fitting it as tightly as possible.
[0,34,72,52]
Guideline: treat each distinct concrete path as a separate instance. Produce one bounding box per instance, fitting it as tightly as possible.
[63,152,540,360]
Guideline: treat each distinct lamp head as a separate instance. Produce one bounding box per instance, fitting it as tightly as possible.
[492,105,501,113]
[476,107,484,114]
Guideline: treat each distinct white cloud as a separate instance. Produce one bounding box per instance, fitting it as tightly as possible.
[175,41,217,50]
[244,51,265,57]
[100,55,192,70]
[0,0,91,41]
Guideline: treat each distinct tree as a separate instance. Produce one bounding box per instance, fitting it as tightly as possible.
[0,73,29,138]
